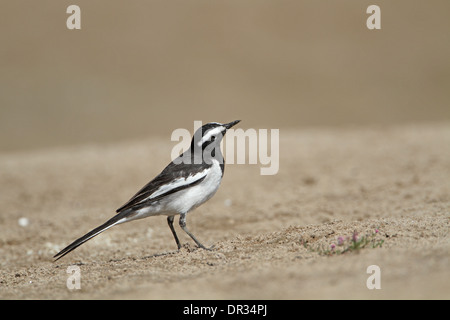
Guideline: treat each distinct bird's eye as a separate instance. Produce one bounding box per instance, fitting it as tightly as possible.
[210,136,216,141]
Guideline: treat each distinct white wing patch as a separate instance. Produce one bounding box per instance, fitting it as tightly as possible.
[148,170,208,200]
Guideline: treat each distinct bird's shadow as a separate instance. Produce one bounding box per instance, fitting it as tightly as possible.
[104,250,179,264]
[135,243,215,261]
[54,244,214,265]
[140,250,180,260]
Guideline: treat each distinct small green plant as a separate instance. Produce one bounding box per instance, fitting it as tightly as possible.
[302,229,384,256]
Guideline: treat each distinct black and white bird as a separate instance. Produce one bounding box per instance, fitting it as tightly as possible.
[53,120,241,261]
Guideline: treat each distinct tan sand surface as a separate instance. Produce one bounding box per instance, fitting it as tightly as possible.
[1,122,448,299]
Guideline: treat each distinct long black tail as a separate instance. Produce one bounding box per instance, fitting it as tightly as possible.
[53,214,125,261]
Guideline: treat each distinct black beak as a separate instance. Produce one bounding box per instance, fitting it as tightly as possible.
[223,120,241,130]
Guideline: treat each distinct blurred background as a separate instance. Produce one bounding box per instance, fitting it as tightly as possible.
[1,0,449,152]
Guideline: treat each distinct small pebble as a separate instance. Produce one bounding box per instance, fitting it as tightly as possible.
[18,217,29,227]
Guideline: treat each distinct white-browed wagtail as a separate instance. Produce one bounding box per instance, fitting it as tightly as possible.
[54,120,240,261]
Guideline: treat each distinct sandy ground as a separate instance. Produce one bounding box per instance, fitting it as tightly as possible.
[0,122,449,299]
[1,0,449,302]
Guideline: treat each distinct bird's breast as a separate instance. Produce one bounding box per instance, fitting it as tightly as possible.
[171,159,223,213]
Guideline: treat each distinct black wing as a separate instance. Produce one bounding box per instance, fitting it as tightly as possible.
[115,160,210,213]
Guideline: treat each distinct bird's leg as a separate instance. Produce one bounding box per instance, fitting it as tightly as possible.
[179,213,213,250]
[167,215,181,250]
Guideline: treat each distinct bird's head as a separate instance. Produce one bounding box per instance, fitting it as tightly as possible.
[190,120,241,151]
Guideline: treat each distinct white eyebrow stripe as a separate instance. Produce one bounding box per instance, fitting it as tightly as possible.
[197,126,225,147]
